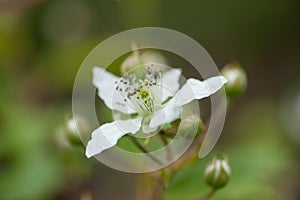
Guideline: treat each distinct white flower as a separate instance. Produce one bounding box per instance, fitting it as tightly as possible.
[86,65,227,158]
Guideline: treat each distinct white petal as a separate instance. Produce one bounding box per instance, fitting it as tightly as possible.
[93,66,136,114]
[158,68,182,102]
[149,76,227,128]
[85,117,142,158]
[214,160,222,180]
[221,160,231,175]
[175,76,227,106]
[149,98,181,128]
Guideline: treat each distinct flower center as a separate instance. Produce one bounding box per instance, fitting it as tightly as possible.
[114,65,163,116]
[139,88,149,99]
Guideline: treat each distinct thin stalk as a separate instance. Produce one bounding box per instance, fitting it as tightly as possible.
[196,189,217,200]
[129,136,164,165]
[159,133,172,162]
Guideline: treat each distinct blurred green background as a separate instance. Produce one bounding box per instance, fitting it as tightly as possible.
[0,0,300,199]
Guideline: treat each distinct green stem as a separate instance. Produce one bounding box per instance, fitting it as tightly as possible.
[196,189,217,200]
[135,175,164,200]
[129,136,164,165]
[159,133,172,162]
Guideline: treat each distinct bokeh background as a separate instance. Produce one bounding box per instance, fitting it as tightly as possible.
[0,0,300,199]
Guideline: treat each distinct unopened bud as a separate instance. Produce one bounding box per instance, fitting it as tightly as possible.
[121,50,167,74]
[140,50,167,66]
[120,50,141,74]
[65,116,89,146]
[179,115,202,138]
[221,61,247,98]
[204,155,231,189]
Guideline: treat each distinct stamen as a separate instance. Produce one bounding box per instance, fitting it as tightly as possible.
[115,65,163,115]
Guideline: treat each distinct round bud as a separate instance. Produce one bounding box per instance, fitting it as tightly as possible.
[120,51,141,74]
[221,61,247,98]
[179,115,202,139]
[121,50,167,74]
[65,116,89,146]
[140,50,167,66]
[204,155,231,189]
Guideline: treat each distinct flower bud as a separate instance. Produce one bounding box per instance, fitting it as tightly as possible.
[120,50,141,74]
[140,50,167,66]
[121,50,167,74]
[64,116,89,146]
[204,155,231,189]
[221,61,247,98]
[179,115,203,138]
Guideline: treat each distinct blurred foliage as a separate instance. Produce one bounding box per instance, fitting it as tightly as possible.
[165,100,296,199]
[0,103,61,199]
[0,0,299,199]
